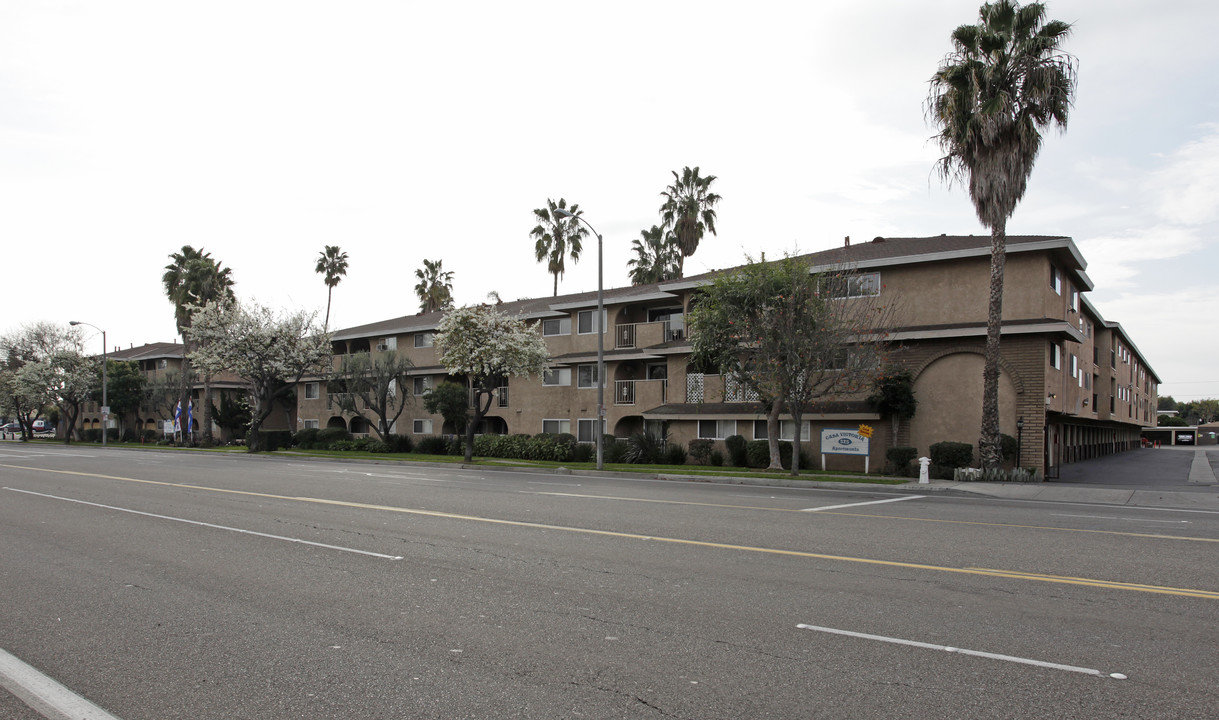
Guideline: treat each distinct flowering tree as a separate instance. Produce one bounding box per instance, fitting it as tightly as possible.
[689,255,898,475]
[1,322,93,442]
[435,304,549,462]
[187,299,331,452]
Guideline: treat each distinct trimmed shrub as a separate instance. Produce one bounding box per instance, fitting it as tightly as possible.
[316,427,352,449]
[709,450,724,466]
[929,441,972,479]
[886,446,918,476]
[665,442,688,466]
[83,429,101,443]
[688,438,713,465]
[414,435,450,455]
[365,440,390,453]
[384,433,413,453]
[724,434,748,467]
[293,428,320,449]
[999,433,1018,463]
[571,442,594,463]
[256,430,294,451]
[745,439,794,469]
[603,435,626,464]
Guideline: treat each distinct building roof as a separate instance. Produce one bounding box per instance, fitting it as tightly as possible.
[105,342,185,361]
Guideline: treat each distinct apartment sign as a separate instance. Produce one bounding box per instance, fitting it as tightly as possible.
[820,428,871,456]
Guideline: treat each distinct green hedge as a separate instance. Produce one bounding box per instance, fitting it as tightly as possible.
[886,446,918,475]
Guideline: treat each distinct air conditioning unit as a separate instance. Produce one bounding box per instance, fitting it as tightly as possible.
[376,344,389,352]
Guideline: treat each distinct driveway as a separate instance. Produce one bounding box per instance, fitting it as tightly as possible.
[1053,445,1217,490]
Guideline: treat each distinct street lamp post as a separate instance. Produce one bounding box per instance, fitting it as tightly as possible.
[554,208,605,471]
[1016,416,1024,469]
[70,321,107,447]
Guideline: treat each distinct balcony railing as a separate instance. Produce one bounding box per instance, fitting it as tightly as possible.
[613,379,668,406]
[468,386,510,408]
[614,319,687,349]
[724,375,759,403]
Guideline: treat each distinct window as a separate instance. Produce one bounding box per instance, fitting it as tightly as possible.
[412,419,433,434]
[576,418,604,443]
[1069,287,1079,313]
[823,272,881,299]
[413,376,433,395]
[1050,344,1061,369]
[543,367,572,386]
[376,337,398,351]
[577,309,606,334]
[698,419,737,439]
[780,420,811,441]
[753,420,768,440]
[577,364,602,388]
[1050,265,1061,294]
[542,419,571,435]
[1069,354,1077,378]
[303,419,320,429]
[543,317,572,336]
[157,359,168,369]
[304,382,320,399]
[414,332,434,348]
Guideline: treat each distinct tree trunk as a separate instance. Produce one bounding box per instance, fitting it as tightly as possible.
[201,376,214,447]
[766,403,783,471]
[979,220,1007,470]
[790,409,802,477]
[464,388,492,463]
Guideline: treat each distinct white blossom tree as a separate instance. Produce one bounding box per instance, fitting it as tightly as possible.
[1,322,92,441]
[434,304,550,462]
[187,299,331,452]
[329,349,414,440]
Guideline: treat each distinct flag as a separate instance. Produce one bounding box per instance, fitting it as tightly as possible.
[187,400,194,435]
[173,401,181,433]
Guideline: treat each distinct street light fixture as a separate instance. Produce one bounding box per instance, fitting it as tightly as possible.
[553,207,605,471]
[70,321,107,447]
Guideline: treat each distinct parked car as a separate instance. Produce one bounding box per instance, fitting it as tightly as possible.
[1,421,22,435]
[33,419,54,433]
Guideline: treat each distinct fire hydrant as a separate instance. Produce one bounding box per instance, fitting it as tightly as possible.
[918,457,931,484]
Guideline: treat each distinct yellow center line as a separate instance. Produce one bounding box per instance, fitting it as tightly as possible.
[536,491,1219,544]
[6,463,1219,600]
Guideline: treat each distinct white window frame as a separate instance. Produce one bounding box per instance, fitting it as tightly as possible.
[577,364,602,389]
[304,382,320,399]
[779,420,811,442]
[577,309,606,335]
[414,332,434,348]
[1069,354,1078,378]
[412,419,433,434]
[542,419,571,435]
[413,376,433,395]
[376,337,398,352]
[698,419,737,440]
[303,419,320,429]
[542,317,572,336]
[543,367,572,386]
[1050,265,1061,294]
[576,418,604,443]
[1050,343,1061,370]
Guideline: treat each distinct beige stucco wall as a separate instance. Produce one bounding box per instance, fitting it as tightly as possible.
[910,351,1019,457]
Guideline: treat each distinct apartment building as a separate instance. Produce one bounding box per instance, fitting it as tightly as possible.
[299,234,1159,475]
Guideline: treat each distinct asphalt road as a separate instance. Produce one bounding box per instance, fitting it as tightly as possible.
[2,446,1218,719]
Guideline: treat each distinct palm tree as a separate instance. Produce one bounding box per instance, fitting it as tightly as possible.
[928,0,1075,470]
[530,198,590,296]
[315,245,349,331]
[659,166,721,277]
[627,225,681,285]
[414,258,454,313]
[162,246,235,446]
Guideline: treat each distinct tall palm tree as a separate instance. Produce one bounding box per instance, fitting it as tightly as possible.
[627,225,681,286]
[162,246,235,446]
[414,258,454,313]
[315,245,349,331]
[659,166,721,277]
[531,198,590,297]
[928,0,1075,470]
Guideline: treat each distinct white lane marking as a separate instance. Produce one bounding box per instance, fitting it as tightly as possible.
[526,481,583,487]
[1052,513,1191,524]
[802,495,924,512]
[0,647,124,719]
[3,488,403,560]
[796,624,1122,679]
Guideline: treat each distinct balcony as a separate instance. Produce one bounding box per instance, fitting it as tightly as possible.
[614,319,686,349]
[613,379,668,407]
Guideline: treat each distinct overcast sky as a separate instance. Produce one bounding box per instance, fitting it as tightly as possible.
[3,1,1216,402]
